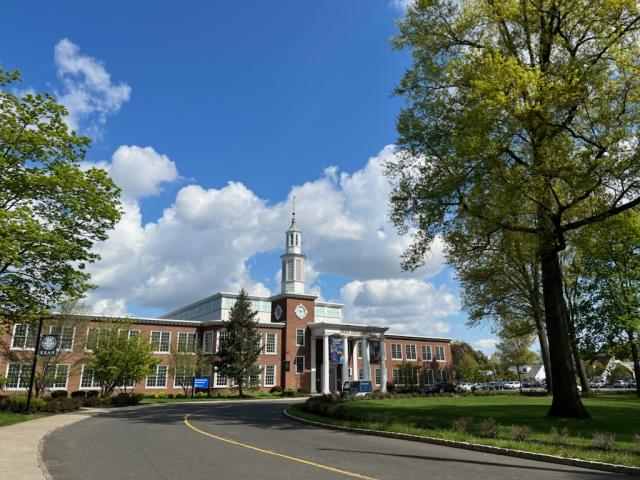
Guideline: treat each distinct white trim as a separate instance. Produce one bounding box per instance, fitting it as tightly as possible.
[146,364,169,388]
[5,362,30,390]
[10,323,35,351]
[422,345,432,361]
[296,328,305,347]
[391,343,403,360]
[150,331,171,354]
[177,331,197,353]
[79,364,100,390]
[435,345,446,362]
[203,331,214,354]
[213,366,229,388]
[84,327,100,352]
[405,344,417,361]
[46,363,70,390]
[216,329,228,354]
[49,325,76,351]
[264,364,276,387]
[295,355,305,374]
[265,333,277,355]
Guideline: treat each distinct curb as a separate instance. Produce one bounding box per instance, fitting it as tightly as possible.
[283,408,640,477]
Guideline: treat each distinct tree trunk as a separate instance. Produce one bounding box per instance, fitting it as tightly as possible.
[568,316,591,395]
[238,380,243,398]
[532,301,552,392]
[628,331,640,398]
[540,249,590,418]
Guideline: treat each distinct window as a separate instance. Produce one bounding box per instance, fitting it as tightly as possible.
[295,259,303,281]
[286,260,294,281]
[49,326,75,350]
[358,368,363,380]
[215,368,228,387]
[11,324,37,350]
[375,368,381,386]
[392,367,401,385]
[203,331,213,354]
[174,366,194,387]
[118,329,140,342]
[422,345,432,361]
[295,356,304,374]
[249,367,260,387]
[216,330,229,353]
[265,333,277,354]
[85,328,101,351]
[177,332,197,353]
[425,369,434,385]
[406,344,417,361]
[264,365,276,387]
[357,341,362,358]
[6,363,31,389]
[146,365,168,388]
[150,331,171,353]
[437,369,447,382]
[44,364,69,389]
[435,346,446,362]
[296,329,305,347]
[391,343,402,360]
[80,365,100,389]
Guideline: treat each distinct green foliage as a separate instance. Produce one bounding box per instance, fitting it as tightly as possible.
[0,67,121,319]
[89,325,158,396]
[217,290,262,396]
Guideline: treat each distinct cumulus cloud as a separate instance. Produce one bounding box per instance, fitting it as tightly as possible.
[474,338,499,355]
[390,0,414,11]
[85,145,452,335]
[341,279,459,335]
[54,38,131,136]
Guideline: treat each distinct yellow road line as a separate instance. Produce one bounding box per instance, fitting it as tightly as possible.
[184,412,378,480]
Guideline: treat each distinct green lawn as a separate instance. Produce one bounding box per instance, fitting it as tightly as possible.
[290,394,640,467]
[141,391,299,404]
[0,411,43,427]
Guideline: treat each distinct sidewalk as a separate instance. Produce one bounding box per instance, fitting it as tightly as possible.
[0,409,100,479]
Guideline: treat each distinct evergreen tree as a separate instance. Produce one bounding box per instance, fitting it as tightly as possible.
[218,290,262,396]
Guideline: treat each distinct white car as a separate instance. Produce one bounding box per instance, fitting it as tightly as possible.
[502,381,521,390]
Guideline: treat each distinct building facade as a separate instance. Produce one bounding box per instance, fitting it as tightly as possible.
[1,214,451,395]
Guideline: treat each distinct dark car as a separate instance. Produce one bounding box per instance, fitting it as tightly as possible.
[423,382,456,394]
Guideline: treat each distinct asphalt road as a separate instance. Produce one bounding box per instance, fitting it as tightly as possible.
[42,400,625,480]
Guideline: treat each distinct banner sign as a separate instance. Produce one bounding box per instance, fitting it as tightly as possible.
[368,341,381,364]
[329,338,344,364]
[359,381,372,393]
[193,377,209,389]
[38,335,60,357]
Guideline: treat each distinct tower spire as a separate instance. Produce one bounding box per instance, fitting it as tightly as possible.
[290,195,297,229]
[281,199,304,294]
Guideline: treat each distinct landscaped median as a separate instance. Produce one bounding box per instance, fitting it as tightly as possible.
[286,393,640,470]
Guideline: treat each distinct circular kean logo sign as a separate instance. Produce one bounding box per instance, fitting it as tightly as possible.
[39,335,60,357]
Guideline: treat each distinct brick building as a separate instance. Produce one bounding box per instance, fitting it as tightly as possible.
[1,213,451,395]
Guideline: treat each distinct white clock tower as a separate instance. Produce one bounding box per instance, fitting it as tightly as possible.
[281,205,305,294]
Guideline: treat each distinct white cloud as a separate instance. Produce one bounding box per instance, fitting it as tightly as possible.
[54,38,131,136]
[474,338,499,355]
[85,145,451,336]
[390,0,414,11]
[341,279,459,335]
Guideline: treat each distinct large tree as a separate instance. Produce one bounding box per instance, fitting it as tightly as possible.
[217,290,262,397]
[387,0,640,418]
[0,68,121,319]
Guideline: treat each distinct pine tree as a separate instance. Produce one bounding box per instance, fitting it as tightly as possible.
[217,289,262,396]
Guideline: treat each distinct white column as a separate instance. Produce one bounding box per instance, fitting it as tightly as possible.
[380,335,387,393]
[310,334,317,393]
[322,334,330,394]
[352,339,359,381]
[342,336,349,386]
[362,336,371,381]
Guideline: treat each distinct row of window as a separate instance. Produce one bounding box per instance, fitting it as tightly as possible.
[390,343,446,362]
[392,367,447,385]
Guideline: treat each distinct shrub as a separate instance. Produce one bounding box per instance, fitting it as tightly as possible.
[452,417,473,433]
[113,392,144,406]
[510,425,532,442]
[592,432,616,451]
[86,390,99,397]
[479,418,500,438]
[44,397,82,412]
[0,395,47,412]
[70,391,87,398]
[167,393,175,399]
[550,426,569,444]
[270,386,282,393]
[283,388,295,397]
[49,390,68,399]
[634,434,640,452]
[195,392,207,398]
[176,393,186,399]
[82,395,99,407]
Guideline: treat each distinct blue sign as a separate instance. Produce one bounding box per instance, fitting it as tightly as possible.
[359,381,372,393]
[193,377,209,389]
[329,338,344,364]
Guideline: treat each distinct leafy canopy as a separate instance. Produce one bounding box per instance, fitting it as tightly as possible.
[0,68,121,318]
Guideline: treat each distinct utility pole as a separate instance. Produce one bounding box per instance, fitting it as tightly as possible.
[26,316,45,412]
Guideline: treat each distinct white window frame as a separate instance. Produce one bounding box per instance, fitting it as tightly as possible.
[146,365,168,388]
[392,367,401,385]
[265,333,277,355]
[203,331,214,354]
[79,364,100,390]
[216,330,228,353]
[174,365,195,388]
[177,332,197,353]
[5,363,31,389]
[45,364,70,390]
[264,364,276,387]
[11,323,36,350]
[391,343,402,360]
[85,327,101,352]
[49,325,76,351]
[150,331,171,354]
[422,345,432,361]
[295,355,305,374]
[296,329,305,347]
[406,344,417,361]
[435,345,446,362]
[214,367,228,388]
[375,368,381,386]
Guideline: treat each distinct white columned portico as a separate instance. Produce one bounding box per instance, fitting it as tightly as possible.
[322,334,330,394]
[380,335,387,393]
[362,336,371,381]
[352,340,358,381]
[342,336,349,386]
[310,335,317,393]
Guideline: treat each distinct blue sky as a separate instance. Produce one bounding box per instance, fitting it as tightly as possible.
[1,0,497,354]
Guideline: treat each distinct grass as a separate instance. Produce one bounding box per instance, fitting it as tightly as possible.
[141,391,299,404]
[289,394,640,467]
[0,411,43,427]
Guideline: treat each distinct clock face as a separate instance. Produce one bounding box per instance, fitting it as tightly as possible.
[274,305,283,320]
[294,304,308,320]
[41,336,58,351]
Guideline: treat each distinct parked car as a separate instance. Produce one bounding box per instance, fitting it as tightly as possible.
[423,382,456,394]
[455,382,474,392]
[502,381,521,390]
[590,380,605,388]
[614,379,630,388]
